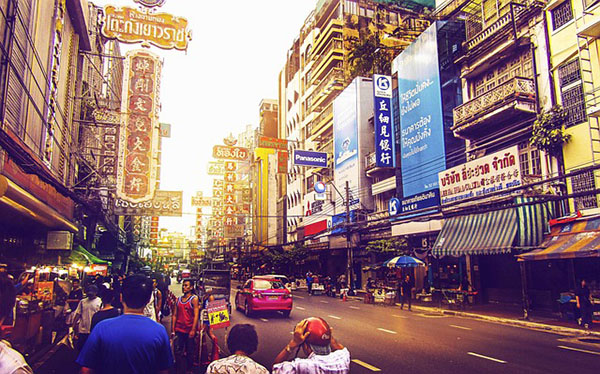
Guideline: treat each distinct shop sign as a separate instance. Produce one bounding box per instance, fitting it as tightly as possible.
[102,6,191,50]
[134,0,166,8]
[224,172,237,182]
[114,190,183,216]
[293,150,328,167]
[159,122,171,137]
[208,161,225,175]
[213,179,223,188]
[241,188,251,203]
[116,50,161,203]
[258,136,288,150]
[223,193,236,205]
[212,145,250,161]
[312,200,325,214]
[94,109,121,185]
[306,241,329,250]
[373,74,395,167]
[224,225,244,238]
[224,183,235,194]
[224,161,237,172]
[277,151,289,173]
[224,206,236,216]
[438,145,521,205]
[192,196,212,207]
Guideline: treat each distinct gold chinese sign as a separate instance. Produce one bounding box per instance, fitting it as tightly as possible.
[116,50,162,203]
[212,145,250,161]
[102,6,191,51]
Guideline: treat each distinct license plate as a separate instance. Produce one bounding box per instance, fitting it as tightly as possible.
[268,296,279,300]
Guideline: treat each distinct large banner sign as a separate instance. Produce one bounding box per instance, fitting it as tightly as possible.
[394,22,445,213]
[438,146,521,205]
[102,6,191,50]
[373,75,395,167]
[93,109,121,186]
[114,190,182,216]
[116,50,162,203]
[213,145,250,161]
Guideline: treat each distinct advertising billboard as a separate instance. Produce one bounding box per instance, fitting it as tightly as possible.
[293,150,328,167]
[373,75,395,167]
[393,22,445,213]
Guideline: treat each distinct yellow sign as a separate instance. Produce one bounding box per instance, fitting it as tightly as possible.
[207,300,230,329]
[102,6,191,50]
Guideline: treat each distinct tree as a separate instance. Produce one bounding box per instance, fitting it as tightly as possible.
[365,237,409,255]
[529,105,570,157]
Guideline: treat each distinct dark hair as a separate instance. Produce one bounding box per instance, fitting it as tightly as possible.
[86,284,99,295]
[100,288,115,305]
[0,274,16,321]
[122,274,152,309]
[227,324,259,355]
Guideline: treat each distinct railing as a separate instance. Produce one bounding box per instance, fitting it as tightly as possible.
[311,39,343,76]
[453,76,535,127]
[308,104,333,136]
[464,2,529,51]
[365,152,376,170]
[367,210,389,227]
[308,68,344,110]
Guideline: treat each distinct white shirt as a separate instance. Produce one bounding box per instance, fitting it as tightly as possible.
[74,297,102,334]
[144,292,157,321]
[272,348,350,374]
[0,340,33,374]
[206,354,269,374]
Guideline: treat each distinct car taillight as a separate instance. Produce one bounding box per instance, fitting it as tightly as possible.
[252,291,262,298]
[283,293,292,299]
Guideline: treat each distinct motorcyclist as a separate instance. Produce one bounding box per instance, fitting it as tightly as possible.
[273,317,350,374]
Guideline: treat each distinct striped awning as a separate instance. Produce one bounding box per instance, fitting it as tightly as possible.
[433,209,518,256]
[517,216,600,261]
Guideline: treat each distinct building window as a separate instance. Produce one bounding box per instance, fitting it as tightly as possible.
[518,142,542,176]
[551,1,573,30]
[558,59,587,127]
[571,169,598,209]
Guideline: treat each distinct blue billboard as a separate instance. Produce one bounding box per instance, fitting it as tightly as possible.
[293,150,328,167]
[331,210,357,234]
[394,22,445,212]
[334,79,359,207]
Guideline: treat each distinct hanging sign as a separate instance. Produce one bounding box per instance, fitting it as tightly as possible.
[373,74,395,167]
[213,145,250,161]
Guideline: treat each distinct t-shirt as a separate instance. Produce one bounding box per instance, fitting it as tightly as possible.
[75,297,102,334]
[576,286,591,306]
[76,314,174,374]
[68,288,84,310]
[90,307,121,331]
[0,340,33,374]
[207,354,269,374]
[272,348,350,374]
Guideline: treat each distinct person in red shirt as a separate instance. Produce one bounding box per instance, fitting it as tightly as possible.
[171,279,199,374]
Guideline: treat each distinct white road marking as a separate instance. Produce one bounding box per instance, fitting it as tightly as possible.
[352,359,381,372]
[320,300,329,304]
[260,318,269,322]
[349,306,360,310]
[294,295,305,299]
[467,352,507,364]
[328,315,342,320]
[296,306,306,310]
[392,314,408,318]
[377,328,397,334]
[558,345,600,356]
[450,324,472,331]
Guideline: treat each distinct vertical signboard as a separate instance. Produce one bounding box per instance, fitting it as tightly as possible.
[373,75,395,167]
[334,80,359,207]
[393,22,444,213]
[116,50,162,203]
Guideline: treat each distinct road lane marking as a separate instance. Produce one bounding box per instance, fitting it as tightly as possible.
[377,328,397,334]
[349,306,360,310]
[392,314,408,319]
[296,306,306,310]
[328,315,342,320]
[467,352,507,364]
[320,300,329,304]
[352,359,381,372]
[294,295,305,299]
[260,318,269,322]
[558,345,600,356]
[450,324,472,331]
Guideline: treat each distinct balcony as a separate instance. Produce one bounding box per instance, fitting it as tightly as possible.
[453,76,536,137]
[309,68,344,112]
[307,104,333,139]
[311,39,344,82]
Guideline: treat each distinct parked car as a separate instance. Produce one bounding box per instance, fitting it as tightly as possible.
[235,276,292,317]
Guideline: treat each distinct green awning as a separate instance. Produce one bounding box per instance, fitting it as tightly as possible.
[516,197,553,248]
[433,209,518,256]
[70,245,110,265]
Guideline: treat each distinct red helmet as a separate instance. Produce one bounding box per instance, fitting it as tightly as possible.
[304,317,331,347]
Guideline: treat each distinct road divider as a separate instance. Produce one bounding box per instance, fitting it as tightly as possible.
[467,352,506,363]
[352,359,381,372]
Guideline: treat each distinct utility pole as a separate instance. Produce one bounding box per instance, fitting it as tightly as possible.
[345,181,353,290]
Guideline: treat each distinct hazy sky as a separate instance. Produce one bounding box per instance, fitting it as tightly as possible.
[93,0,316,234]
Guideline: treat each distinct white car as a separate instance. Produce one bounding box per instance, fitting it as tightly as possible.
[264,274,295,290]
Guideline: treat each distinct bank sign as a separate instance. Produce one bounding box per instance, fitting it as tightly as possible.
[394,22,445,213]
[438,146,522,205]
[293,150,328,167]
[373,75,395,167]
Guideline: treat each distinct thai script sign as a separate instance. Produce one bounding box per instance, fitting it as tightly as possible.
[373,75,395,167]
[213,145,250,161]
[192,196,212,207]
[134,0,166,8]
[207,299,230,329]
[258,136,288,150]
[114,190,182,216]
[102,6,191,50]
[116,50,161,203]
[438,146,521,205]
[293,150,328,167]
[224,225,244,238]
[207,161,225,175]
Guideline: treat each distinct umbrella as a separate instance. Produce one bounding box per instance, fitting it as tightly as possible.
[383,255,425,268]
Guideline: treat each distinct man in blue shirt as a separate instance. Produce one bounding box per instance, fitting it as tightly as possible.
[76,274,174,374]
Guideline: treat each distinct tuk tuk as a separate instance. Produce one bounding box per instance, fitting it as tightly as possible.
[200,269,231,313]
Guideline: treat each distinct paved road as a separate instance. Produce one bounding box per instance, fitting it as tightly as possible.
[186,282,600,374]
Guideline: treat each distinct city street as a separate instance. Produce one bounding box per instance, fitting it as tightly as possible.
[173,282,600,374]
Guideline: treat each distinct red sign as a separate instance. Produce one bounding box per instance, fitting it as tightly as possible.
[278,151,289,174]
[212,146,249,161]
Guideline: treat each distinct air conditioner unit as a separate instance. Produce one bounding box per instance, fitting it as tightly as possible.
[46,231,74,250]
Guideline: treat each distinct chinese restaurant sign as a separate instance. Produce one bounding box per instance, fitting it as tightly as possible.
[438,146,521,205]
[114,190,182,216]
[213,145,250,161]
[102,6,191,50]
[373,74,395,167]
[258,136,288,150]
[94,109,121,185]
[116,50,162,203]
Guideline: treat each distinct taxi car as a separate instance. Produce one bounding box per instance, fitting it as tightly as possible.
[235,276,292,317]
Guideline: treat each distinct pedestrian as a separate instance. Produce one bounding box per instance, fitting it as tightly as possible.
[73,284,102,351]
[152,277,163,321]
[143,276,158,322]
[206,324,268,374]
[76,274,174,374]
[171,279,200,374]
[67,278,84,311]
[0,273,33,374]
[273,317,350,374]
[306,272,313,295]
[400,275,413,311]
[90,288,120,331]
[576,278,593,329]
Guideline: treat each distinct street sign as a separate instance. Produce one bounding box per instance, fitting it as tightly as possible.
[314,181,326,193]
[389,198,400,216]
[206,300,230,329]
[293,150,328,167]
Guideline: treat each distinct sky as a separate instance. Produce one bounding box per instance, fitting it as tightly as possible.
[93,0,317,234]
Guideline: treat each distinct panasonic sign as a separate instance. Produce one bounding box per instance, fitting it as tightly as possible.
[293,150,328,167]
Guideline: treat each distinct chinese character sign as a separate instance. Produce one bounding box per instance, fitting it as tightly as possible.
[117,50,162,203]
[373,75,395,167]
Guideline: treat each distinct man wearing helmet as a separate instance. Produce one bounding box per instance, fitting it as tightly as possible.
[273,317,350,374]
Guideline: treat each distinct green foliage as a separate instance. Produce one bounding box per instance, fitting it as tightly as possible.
[347,34,393,78]
[529,105,571,157]
[365,237,409,254]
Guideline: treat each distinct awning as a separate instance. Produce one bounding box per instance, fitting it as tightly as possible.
[432,209,518,256]
[70,245,111,265]
[518,216,600,261]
